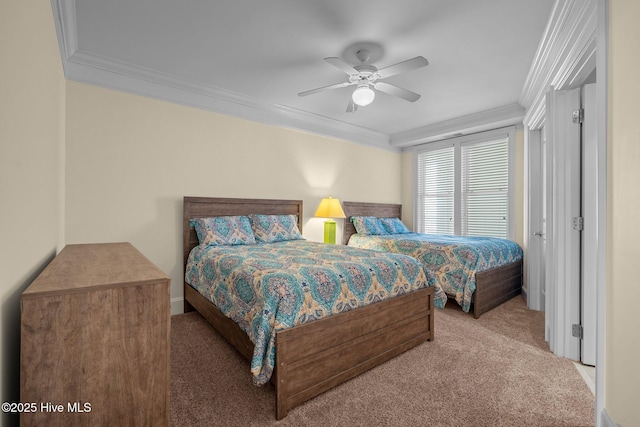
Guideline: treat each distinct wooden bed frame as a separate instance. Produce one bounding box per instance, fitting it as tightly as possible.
[183,197,434,420]
[341,201,523,319]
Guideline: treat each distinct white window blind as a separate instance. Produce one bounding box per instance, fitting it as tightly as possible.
[415,128,513,239]
[416,145,454,234]
[461,138,509,238]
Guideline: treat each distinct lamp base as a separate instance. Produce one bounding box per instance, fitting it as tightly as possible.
[323,220,337,244]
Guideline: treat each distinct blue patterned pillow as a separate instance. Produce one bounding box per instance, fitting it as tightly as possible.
[379,217,411,234]
[351,216,387,235]
[249,214,304,243]
[191,216,256,246]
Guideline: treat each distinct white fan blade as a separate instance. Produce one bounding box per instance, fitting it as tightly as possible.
[346,97,358,113]
[374,81,421,102]
[377,56,429,79]
[298,81,352,97]
[324,57,359,75]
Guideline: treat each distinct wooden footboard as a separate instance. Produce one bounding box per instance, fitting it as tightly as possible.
[472,260,523,319]
[186,284,434,419]
[274,286,433,419]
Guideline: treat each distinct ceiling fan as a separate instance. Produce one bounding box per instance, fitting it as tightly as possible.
[298,48,429,112]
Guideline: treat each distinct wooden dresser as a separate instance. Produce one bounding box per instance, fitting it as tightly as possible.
[20,242,170,427]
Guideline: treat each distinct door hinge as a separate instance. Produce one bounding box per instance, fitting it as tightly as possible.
[572,108,584,124]
[572,324,584,339]
[572,216,584,231]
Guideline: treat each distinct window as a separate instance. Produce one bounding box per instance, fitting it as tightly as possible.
[416,145,455,234]
[415,127,515,239]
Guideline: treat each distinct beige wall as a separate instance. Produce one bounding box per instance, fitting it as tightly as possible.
[401,150,414,229]
[0,1,65,426]
[513,129,525,252]
[513,129,526,291]
[606,1,640,425]
[64,81,403,312]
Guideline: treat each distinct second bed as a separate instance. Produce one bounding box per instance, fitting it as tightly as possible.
[342,201,523,318]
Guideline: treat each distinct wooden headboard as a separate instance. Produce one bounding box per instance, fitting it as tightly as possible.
[341,201,402,245]
[183,197,304,270]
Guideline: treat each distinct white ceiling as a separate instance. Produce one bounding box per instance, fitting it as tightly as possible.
[54,0,555,150]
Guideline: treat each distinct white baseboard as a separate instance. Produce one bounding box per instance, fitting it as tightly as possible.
[601,408,621,427]
[171,297,185,315]
[573,362,595,395]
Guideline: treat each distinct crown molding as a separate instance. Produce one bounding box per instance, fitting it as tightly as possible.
[51,1,393,150]
[50,0,533,152]
[67,49,392,149]
[390,103,525,148]
[526,100,547,131]
[50,0,77,63]
[520,0,597,125]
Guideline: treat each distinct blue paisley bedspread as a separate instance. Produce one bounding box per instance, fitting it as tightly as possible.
[185,240,446,385]
[347,233,523,313]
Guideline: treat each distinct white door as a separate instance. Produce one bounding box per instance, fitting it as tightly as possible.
[526,127,546,313]
[540,129,547,312]
[581,83,597,366]
[527,130,542,311]
[545,87,581,360]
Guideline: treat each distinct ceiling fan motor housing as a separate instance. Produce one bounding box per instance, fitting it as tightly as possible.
[350,64,380,84]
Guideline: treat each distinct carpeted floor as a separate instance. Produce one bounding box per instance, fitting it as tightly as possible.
[170,297,594,426]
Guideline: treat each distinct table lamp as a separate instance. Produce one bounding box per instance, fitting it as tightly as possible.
[314,196,346,244]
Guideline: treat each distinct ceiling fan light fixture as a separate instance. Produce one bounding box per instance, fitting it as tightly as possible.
[352,84,375,106]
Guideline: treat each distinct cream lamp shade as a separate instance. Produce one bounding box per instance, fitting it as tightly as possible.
[314,196,346,244]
